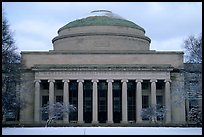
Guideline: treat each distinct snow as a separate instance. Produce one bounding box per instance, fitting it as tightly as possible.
[2,127,202,135]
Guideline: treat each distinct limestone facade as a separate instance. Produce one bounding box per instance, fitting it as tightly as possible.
[19,10,186,125]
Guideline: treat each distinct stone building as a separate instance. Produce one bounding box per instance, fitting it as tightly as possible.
[20,10,186,125]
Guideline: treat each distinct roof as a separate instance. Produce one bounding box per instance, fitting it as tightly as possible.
[58,10,145,33]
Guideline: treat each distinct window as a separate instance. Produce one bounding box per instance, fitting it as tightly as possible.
[56,96,63,103]
[156,96,163,106]
[156,80,164,90]
[41,80,49,90]
[127,80,136,121]
[56,80,63,90]
[142,96,149,108]
[142,81,150,90]
[69,80,78,121]
[41,96,49,121]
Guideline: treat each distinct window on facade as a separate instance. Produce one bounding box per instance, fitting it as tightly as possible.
[156,80,164,90]
[156,96,164,121]
[56,80,63,90]
[55,96,63,120]
[142,80,150,90]
[127,80,136,121]
[156,96,163,106]
[113,80,122,123]
[83,80,92,123]
[56,96,63,103]
[69,80,78,121]
[142,96,149,108]
[41,80,49,90]
[41,96,49,121]
[98,80,107,113]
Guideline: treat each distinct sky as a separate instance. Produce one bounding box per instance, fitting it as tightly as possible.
[2,2,202,53]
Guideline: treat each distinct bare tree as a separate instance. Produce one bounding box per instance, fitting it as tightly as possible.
[41,102,77,127]
[141,104,167,124]
[184,34,202,63]
[2,9,21,122]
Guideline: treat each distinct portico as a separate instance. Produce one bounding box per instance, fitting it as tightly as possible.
[33,64,172,124]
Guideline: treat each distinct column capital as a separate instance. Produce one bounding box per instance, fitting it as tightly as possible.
[62,79,70,83]
[48,79,55,83]
[77,79,84,83]
[136,79,143,83]
[34,80,41,83]
[150,79,157,83]
[91,79,99,83]
[121,79,128,83]
[164,79,171,83]
[107,79,114,83]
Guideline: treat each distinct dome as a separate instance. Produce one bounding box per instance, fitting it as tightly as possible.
[52,10,151,52]
[58,10,145,33]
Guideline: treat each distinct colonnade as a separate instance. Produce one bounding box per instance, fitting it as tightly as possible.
[34,79,171,123]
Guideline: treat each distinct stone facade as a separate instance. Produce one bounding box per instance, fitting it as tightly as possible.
[19,10,186,125]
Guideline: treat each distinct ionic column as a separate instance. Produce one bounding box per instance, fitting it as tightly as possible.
[92,79,99,124]
[77,79,84,123]
[121,79,128,123]
[107,79,114,124]
[48,79,55,119]
[136,79,143,123]
[150,79,157,122]
[164,79,171,123]
[63,79,70,123]
[34,80,41,122]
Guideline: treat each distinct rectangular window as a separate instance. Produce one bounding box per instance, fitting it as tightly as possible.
[41,96,49,121]
[142,81,149,90]
[142,96,149,108]
[156,96,163,106]
[56,81,63,90]
[41,80,49,90]
[156,80,164,90]
[56,96,63,103]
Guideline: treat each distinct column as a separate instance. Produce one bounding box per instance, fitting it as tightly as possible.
[150,79,157,122]
[48,79,55,119]
[63,79,70,123]
[77,79,84,123]
[136,79,143,123]
[164,79,171,123]
[107,79,113,124]
[34,80,41,122]
[121,79,128,123]
[92,79,99,124]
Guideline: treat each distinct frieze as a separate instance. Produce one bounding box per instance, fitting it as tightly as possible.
[35,70,171,80]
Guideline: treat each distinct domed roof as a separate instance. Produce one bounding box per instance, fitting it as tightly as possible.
[58,10,145,33]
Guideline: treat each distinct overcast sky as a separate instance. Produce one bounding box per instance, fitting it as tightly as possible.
[2,2,202,53]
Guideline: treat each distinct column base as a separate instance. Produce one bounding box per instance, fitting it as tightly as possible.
[136,119,143,123]
[120,121,128,124]
[92,121,99,124]
[77,121,84,124]
[106,121,113,124]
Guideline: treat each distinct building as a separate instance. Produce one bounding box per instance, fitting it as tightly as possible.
[184,63,202,125]
[19,10,186,126]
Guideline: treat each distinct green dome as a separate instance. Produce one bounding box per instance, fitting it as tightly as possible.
[58,11,145,33]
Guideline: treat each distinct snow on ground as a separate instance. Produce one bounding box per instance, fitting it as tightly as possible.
[2,127,202,135]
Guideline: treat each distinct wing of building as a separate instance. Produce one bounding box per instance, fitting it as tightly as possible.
[19,10,187,126]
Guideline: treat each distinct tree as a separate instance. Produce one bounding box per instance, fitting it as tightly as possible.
[184,34,202,63]
[141,104,167,124]
[2,10,21,122]
[41,102,77,127]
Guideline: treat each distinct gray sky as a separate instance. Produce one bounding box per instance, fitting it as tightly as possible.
[2,2,202,53]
